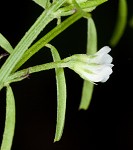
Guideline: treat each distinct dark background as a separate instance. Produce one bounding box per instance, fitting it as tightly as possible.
[0,0,133,150]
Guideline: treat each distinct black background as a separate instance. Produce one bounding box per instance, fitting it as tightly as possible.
[0,0,133,150]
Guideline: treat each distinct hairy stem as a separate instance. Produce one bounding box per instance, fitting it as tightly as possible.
[13,11,84,72]
[6,61,67,84]
[0,0,66,84]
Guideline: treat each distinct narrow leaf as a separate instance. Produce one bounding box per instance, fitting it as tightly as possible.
[0,33,13,54]
[110,0,128,47]
[79,17,97,110]
[0,0,66,85]
[0,85,15,150]
[32,0,51,9]
[46,44,66,142]
[12,11,83,73]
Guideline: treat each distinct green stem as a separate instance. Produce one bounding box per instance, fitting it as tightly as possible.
[110,0,127,47]
[0,0,66,84]
[12,0,107,73]
[13,11,84,72]
[6,61,67,84]
[0,0,108,90]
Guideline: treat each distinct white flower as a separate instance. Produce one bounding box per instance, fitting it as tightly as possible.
[64,46,114,83]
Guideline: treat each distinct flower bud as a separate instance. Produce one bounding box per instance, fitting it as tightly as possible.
[64,46,113,83]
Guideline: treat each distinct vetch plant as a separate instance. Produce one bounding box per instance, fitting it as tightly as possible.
[0,0,128,149]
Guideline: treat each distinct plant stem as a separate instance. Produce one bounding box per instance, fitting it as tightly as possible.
[110,0,127,47]
[13,11,84,72]
[6,61,67,84]
[0,0,66,84]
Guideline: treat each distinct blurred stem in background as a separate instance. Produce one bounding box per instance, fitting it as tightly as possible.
[129,16,133,28]
[110,0,127,47]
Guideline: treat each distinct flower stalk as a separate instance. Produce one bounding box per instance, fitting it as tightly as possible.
[5,46,113,86]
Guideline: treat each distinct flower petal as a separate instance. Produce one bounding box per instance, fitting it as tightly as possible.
[96,46,111,55]
[64,46,113,83]
[93,46,112,64]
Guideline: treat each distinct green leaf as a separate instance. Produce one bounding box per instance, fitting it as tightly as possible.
[32,0,51,9]
[79,17,97,110]
[110,0,128,47]
[0,0,66,86]
[0,33,13,54]
[0,85,15,150]
[12,11,83,73]
[46,44,67,142]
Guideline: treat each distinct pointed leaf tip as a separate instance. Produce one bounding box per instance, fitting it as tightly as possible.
[0,33,13,54]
